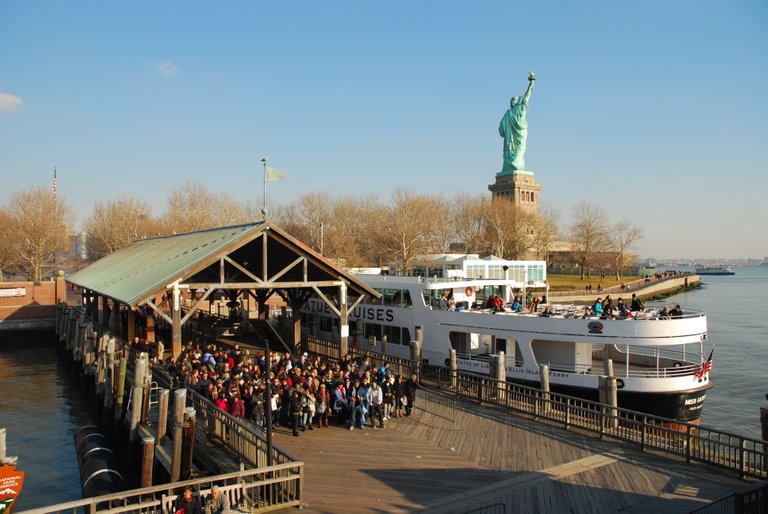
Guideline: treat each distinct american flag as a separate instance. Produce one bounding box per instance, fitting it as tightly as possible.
[696,349,714,379]
[53,167,57,195]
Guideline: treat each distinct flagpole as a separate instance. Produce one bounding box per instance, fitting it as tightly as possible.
[261,156,268,221]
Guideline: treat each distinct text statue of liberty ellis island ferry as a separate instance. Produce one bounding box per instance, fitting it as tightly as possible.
[302,256,712,423]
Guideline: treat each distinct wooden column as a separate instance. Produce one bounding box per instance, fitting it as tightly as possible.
[127,310,136,346]
[101,295,109,328]
[339,282,349,360]
[146,313,155,344]
[172,287,182,359]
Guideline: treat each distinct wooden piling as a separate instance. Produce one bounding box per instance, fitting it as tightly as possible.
[604,358,614,377]
[130,356,146,435]
[0,428,17,468]
[180,407,196,480]
[157,389,169,442]
[114,355,128,427]
[607,376,618,428]
[449,349,458,390]
[171,389,187,482]
[409,339,422,378]
[140,434,155,488]
[540,364,550,414]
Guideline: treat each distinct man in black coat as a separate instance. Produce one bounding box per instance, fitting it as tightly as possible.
[404,374,420,416]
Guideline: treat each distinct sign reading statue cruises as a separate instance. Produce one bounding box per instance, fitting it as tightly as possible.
[0,466,24,513]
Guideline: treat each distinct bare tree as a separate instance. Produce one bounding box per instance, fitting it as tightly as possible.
[450,193,486,254]
[163,181,246,233]
[569,201,610,280]
[610,220,643,280]
[6,186,72,281]
[83,197,154,259]
[481,197,533,259]
[0,209,19,279]
[529,205,560,262]
[278,192,332,252]
[381,188,444,274]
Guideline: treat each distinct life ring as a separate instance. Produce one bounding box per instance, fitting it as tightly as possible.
[465,287,473,297]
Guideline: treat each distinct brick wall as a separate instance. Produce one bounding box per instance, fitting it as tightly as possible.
[0,280,65,320]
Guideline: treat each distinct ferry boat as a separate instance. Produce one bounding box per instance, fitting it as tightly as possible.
[301,258,713,422]
[695,265,735,276]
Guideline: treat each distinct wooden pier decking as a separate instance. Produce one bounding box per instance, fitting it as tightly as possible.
[271,387,750,513]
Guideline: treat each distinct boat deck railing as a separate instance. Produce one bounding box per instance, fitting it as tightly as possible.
[458,305,705,321]
[454,350,703,378]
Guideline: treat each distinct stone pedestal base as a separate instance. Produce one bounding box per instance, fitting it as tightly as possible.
[489,171,542,213]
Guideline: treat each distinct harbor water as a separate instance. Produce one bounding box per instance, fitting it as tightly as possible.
[0,331,100,509]
[0,267,766,508]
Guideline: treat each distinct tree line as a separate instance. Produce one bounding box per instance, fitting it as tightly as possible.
[0,181,641,282]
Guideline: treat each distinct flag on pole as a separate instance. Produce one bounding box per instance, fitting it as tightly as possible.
[695,349,714,379]
[264,166,286,181]
[53,167,57,195]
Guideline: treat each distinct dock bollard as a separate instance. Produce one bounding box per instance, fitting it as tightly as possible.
[449,349,457,390]
[539,364,550,414]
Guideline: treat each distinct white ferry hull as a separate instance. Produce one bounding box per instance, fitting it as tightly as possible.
[301,273,713,422]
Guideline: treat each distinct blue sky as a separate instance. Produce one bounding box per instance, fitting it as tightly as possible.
[1,1,766,260]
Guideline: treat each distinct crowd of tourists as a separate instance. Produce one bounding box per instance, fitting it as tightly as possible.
[161,341,419,437]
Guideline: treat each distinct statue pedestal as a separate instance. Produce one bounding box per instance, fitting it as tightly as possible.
[489,170,542,213]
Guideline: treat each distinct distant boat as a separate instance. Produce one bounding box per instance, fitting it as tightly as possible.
[695,265,735,276]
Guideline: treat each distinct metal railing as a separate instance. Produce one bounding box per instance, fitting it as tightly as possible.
[153,370,298,470]
[688,481,768,514]
[423,362,768,480]
[17,465,302,514]
[306,335,768,481]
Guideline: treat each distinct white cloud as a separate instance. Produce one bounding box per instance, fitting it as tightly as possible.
[0,92,24,112]
[155,60,181,76]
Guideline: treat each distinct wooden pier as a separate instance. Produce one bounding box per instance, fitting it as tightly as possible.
[272,387,751,513]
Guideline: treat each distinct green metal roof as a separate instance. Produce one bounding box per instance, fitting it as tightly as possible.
[67,221,379,308]
[68,223,264,307]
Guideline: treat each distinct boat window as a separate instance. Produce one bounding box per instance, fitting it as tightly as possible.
[369,289,382,305]
[365,323,382,339]
[319,317,336,333]
[402,327,411,344]
[422,289,440,310]
[384,325,401,345]
[381,288,398,306]
[531,339,592,373]
[402,289,413,308]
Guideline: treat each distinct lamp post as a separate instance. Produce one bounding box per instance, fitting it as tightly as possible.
[264,339,273,467]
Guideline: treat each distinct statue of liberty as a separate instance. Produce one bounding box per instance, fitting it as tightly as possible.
[499,71,535,174]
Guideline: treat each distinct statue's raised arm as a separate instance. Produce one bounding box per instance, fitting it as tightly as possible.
[498,72,536,175]
[523,71,535,103]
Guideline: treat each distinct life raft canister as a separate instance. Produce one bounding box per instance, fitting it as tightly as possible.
[465,287,473,297]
